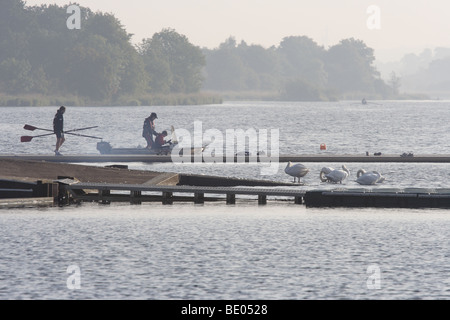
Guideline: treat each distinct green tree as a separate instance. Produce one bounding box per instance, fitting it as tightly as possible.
[139,29,205,94]
[236,41,280,90]
[277,36,327,88]
[0,0,30,62]
[118,47,149,97]
[84,12,149,98]
[203,38,247,91]
[26,4,80,93]
[325,38,380,93]
[63,35,121,100]
[0,58,33,93]
[138,39,172,94]
[53,9,146,100]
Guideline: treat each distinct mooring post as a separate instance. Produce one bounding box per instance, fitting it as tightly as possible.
[194,192,204,204]
[34,180,44,197]
[258,194,267,205]
[100,189,111,205]
[130,190,142,205]
[162,191,173,205]
[226,193,236,204]
[55,183,70,206]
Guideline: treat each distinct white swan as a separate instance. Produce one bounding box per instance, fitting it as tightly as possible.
[319,167,334,182]
[356,169,385,185]
[323,165,349,184]
[285,161,309,183]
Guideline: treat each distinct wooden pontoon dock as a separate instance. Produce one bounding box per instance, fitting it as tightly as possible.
[2,158,450,209]
[61,182,450,208]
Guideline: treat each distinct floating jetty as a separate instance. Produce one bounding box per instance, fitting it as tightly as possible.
[61,182,450,208]
[63,182,304,205]
[0,158,293,208]
[2,153,450,163]
[0,178,59,208]
[304,188,450,208]
[2,158,450,209]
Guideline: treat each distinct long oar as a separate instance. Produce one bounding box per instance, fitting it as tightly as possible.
[63,132,102,139]
[23,124,52,132]
[21,133,54,142]
[21,131,102,142]
[24,124,98,133]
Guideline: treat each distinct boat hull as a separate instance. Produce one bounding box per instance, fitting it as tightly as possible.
[96,141,202,155]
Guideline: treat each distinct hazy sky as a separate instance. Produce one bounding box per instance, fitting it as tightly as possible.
[24,0,450,62]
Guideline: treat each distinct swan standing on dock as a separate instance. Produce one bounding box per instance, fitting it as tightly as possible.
[285,161,309,183]
[319,167,334,182]
[356,169,385,185]
[322,165,349,184]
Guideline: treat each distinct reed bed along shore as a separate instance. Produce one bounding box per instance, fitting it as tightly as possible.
[0,92,223,107]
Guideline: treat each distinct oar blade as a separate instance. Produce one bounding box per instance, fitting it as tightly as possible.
[23,124,37,131]
[20,136,33,142]
[21,132,54,142]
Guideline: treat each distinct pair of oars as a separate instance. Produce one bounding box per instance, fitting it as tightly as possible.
[21,124,102,142]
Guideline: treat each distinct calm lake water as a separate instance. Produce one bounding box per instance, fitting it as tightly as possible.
[1,100,450,300]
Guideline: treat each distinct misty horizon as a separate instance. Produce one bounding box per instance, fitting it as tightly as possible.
[23,0,450,63]
[2,0,449,104]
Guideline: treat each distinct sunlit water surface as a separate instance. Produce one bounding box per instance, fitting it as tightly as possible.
[0,101,450,299]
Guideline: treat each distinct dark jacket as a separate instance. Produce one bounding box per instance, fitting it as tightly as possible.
[142,117,156,137]
[53,110,64,133]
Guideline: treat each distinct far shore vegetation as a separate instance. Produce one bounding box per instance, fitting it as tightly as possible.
[2,1,446,107]
[0,92,223,107]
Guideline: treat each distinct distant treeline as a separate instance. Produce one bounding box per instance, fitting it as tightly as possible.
[386,48,450,98]
[203,36,400,101]
[0,0,400,106]
[0,1,219,106]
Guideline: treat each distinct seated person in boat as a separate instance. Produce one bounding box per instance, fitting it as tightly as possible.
[152,130,170,150]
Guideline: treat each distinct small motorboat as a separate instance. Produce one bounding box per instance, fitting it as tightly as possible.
[96,125,204,155]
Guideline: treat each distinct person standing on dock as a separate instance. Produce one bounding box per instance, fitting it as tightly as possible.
[142,112,158,149]
[53,106,65,156]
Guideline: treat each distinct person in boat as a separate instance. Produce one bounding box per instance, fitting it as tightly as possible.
[152,130,172,154]
[53,106,65,156]
[153,130,170,149]
[142,112,158,149]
